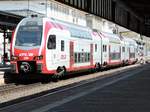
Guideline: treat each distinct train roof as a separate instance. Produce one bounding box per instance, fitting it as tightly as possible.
[100,32,121,44]
[19,17,43,26]
[123,36,137,45]
[48,17,92,40]
[20,16,92,40]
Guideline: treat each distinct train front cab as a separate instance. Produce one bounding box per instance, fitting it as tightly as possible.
[5,17,45,82]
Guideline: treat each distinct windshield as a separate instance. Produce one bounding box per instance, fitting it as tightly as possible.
[15,25,42,47]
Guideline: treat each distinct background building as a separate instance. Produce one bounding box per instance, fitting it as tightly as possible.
[0,0,116,31]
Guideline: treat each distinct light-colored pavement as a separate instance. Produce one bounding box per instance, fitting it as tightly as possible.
[0,67,10,85]
[0,73,4,85]
[0,79,4,85]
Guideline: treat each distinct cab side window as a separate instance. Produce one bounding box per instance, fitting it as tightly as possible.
[61,40,65,51]
[122,47,125,52]
[103,45,107,52]
[47,35,56,49]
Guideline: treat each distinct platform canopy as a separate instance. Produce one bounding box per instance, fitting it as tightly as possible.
[56,0,150,37]
[0,11,24,31]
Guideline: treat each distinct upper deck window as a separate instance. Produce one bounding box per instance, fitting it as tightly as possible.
[69,27,92,39]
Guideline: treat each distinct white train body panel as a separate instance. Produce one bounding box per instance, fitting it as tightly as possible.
[73,39,91,67]
[44,18,95,72]
[46,28,70,71]
[123,37,137,64]
[100,33,109,65]
[10,17,139,76]
[109,43,121,63]
[120,40,126,62]
[101,32,121,66]
[124,39,130,62]
[92,32,102,65]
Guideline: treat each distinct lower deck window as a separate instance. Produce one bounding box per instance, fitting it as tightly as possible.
[75,53,78,63]
[110,53,121,60]
[61,40,65,51]
[74,52,90,63]
[130,53,135,58]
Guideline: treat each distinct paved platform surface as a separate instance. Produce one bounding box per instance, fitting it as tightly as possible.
[48,64,150,112]
[0,73,4,85]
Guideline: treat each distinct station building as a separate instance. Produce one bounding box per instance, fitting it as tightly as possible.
[0,0,116,32]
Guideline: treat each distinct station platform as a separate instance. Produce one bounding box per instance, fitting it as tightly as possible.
[47,64,150,112]
[0,64,150,112]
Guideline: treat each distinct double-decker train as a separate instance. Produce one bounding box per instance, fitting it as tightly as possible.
[4,16,139,83]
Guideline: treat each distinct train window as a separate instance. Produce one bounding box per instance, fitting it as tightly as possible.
[103,45,107,52]
[61,40,65,51]
[47,35,56,49]
[74,52,92,63]
[74,53,78,63]
[110,53,121,60]
[82,53,85,62]
[105,45,107,52]
[68,26,92,39]
[95,44,97,52]
[84,53,86,62]
[80,53,83,63]
[88,53,90,62]
[81,53,84,62]
[85,53,87,62]
[103,45,105,52]
[122,47,125,52]
[78,53,81,63]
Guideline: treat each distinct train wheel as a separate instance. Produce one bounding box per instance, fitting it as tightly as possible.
[57,66,66,78]
[122,60,125,66]
[94,63,101,72]
[52,66,66,81]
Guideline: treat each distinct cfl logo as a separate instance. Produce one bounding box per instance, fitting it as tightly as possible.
[20,62,31,73]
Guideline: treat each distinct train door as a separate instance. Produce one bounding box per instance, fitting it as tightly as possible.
[90,44,93,66]
[108,45,112,63]
[70,41,74,68]
[46,34,57,70]
[93,42,101,65]
[121,42,126,63]
[100,35,109,66]
[129,47,131,62]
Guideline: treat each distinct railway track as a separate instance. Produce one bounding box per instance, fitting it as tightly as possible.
[0,64,143,105]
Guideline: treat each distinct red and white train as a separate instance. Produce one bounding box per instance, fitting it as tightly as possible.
[5,16,138,82]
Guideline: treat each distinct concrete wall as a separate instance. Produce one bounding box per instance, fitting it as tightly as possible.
[0,0,87,26]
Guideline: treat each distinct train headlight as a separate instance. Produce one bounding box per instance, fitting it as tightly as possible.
[11,56,19,61]
[34,55,43,60]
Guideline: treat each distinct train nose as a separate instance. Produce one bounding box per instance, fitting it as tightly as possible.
[20,62,31,73]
